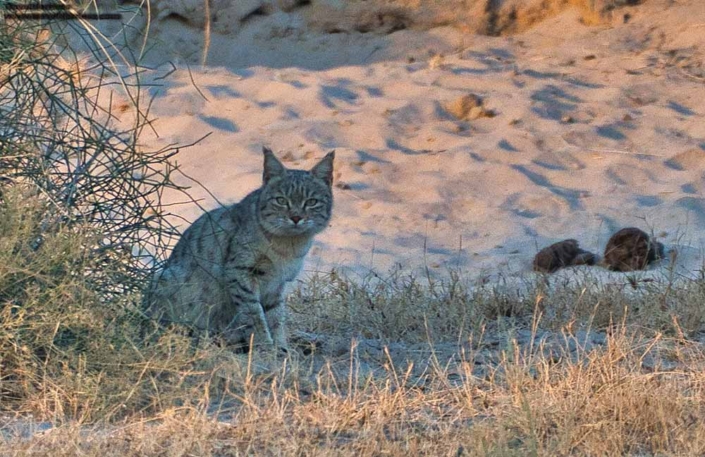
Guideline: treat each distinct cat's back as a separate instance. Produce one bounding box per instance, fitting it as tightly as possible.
[167,191,260,270]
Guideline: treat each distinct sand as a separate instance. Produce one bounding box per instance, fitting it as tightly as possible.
[103,0,705,284]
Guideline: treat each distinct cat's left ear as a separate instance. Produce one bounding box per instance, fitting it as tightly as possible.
[263,146,287,183]
[310,150,335,187]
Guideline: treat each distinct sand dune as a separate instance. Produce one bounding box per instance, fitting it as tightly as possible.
[108,0,705,283]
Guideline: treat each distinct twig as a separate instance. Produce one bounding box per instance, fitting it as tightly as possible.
[186,62,210,102]
[678,66,705,83]
[201,0,211,67]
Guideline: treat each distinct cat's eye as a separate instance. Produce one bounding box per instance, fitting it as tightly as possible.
[304,198,318,207]
[275,197,288,206]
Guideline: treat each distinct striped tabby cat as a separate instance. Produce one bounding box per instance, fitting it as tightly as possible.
[147,147,335,352]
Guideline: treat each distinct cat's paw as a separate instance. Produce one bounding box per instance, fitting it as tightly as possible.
[273,336,289,356]
[276,345,289,358]
[290,330,324,355]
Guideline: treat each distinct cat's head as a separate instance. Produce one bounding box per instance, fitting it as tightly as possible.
[258,146,335,237]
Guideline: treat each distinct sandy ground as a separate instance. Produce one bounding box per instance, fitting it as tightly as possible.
[4,3,705,441]
[105,0,705,284]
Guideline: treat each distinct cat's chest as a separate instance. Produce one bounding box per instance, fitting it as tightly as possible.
[274,255,305,282]
[257,245,309,285]
[253,253,304,300]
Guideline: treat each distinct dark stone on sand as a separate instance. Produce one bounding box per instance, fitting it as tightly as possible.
[603,227,664,272]
[533,239,597,273]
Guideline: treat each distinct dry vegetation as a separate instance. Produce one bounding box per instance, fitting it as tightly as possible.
[5,263,705,455]
[304,0,646,36]
[5,2,705,456]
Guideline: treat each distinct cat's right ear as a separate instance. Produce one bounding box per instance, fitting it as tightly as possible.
[310,150,335,187]
[263,146,286,183]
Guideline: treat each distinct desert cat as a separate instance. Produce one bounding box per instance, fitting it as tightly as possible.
[147,147,335,352]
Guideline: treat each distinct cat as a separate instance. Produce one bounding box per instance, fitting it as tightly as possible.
[146,147,335,352]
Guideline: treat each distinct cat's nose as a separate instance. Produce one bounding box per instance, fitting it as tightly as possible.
[290,215,302,225]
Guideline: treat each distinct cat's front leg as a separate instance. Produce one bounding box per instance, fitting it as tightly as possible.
[226,277,274,348]
[266,303,288,353]
[261,283,288,352]
[242,300,274,348]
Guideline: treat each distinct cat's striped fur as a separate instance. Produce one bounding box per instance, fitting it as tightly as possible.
[147,147,334,351]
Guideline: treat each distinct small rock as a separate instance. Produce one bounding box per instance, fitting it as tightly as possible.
[468,106,485,120]
[429,54,445,70]
[533,239,597,273]
[641,354,677,372]
[572,251,597,266]
[444,94,494,121]
[603,227,664,272]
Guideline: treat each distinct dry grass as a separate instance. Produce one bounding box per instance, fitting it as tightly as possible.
[4,310,705,455]
[0,186,233,423]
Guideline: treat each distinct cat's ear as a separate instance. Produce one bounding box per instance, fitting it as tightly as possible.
[310,150,335,187]
[263,146,286,183]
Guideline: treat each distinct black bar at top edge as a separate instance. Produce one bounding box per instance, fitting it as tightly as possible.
[4,12,123,19]
[4,2,70,10]
[2,2,123,20]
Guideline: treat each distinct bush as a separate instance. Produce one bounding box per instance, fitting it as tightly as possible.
[0,16,182,297]
[0,12,215,421]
